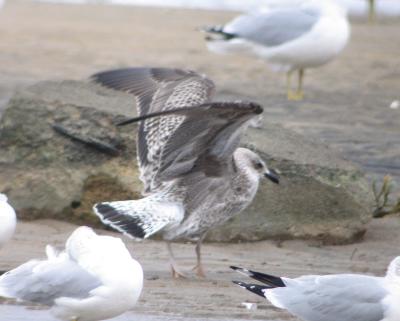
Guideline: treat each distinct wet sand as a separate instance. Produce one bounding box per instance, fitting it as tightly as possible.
[1,217,400,320]
[0,305,268,321]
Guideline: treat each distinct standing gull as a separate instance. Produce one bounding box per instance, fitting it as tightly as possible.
[0,226,143,321]
[91,67,279,278]
[204,0,350,100]
[231,260,400,321]
[0,193,16,248]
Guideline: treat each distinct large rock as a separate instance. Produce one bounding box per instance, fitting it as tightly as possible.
[0,80,373,243]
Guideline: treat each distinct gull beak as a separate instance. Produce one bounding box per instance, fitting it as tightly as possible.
[264,168,280,184]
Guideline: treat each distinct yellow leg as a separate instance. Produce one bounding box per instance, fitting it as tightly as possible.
[368,0,376,23]
[286,71,295,100]
[296,68,305,100]
[287,69,304,101]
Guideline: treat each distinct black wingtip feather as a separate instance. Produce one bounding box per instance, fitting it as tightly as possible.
[94,203,146,239]
[116,102,263,127]
[232,281,270,298]
[231,266,285,288]
[203,25,238,40]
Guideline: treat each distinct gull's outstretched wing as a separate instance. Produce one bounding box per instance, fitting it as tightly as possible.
[117,101,263,183]
[91,67,215,193]
[223,8,320,47]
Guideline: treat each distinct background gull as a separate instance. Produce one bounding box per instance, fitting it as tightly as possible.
[231,259,400,321]
[204,0,350,100]
[91,67,279,278]
[0,226,143,321]
[0,193,16,249]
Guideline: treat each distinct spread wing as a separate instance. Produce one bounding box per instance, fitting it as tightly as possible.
[118,101,263,184]
[91,67,216,193]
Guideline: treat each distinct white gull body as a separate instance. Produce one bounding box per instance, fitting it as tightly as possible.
[232,257,400,321]
[0,226,143,321]
[205,0,350,99]
[0,193,17,248]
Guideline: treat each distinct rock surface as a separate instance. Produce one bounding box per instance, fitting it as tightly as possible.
[0,80,372,243]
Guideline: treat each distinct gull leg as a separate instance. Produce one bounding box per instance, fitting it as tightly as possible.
[286,70,294,100]
[287,70,304,101]
[368,0,376,23]
[192,234,207,278]
[166,241,187,279]
[295,68,305,100]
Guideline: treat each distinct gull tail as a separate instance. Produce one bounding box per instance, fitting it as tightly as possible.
[93,197,184,239]
[202,25,237,41]
[230,266,285,288]
[232,281,271,298]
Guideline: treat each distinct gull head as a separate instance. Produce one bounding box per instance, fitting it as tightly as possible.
[235,148,279,184]
[0,193,8,202]
[387,256,400,279]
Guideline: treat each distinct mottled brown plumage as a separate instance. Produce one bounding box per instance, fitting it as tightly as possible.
[92,67,278,277]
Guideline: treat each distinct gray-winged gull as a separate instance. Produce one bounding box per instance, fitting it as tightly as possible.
[0,193,16,248]
[0,226,143,321]
[204,0,350,100]
[231,260,400,321]
[91,67,279,278]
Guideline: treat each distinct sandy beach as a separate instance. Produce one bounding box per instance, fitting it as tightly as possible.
[0,1,400,320]
[0,216,400,320]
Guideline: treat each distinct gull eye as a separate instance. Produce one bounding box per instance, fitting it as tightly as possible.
[255,162,263,169]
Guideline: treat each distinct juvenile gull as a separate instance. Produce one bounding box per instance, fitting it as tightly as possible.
[91,67,279,278]
[231,260,400,321]
[0,193,16,248]
[204,0,350,100]
[0,226,143,321]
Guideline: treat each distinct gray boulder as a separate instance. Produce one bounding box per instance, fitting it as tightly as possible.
[0,80,372,243]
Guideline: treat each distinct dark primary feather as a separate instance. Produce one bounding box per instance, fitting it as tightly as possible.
[231,266,286,288]
[114,101,263,182]
[92,67,263,189]
[233,281,271,298]
[94,203,146,239]
[91,67,216,192]
[204,25,237,40]
[92,67,215,116]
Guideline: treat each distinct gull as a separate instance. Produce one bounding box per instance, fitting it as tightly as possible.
[0,193,17,248]
[91,67,279,278]
[231,259,400,321]
[204,0,350,100]
[0,226,143,321]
